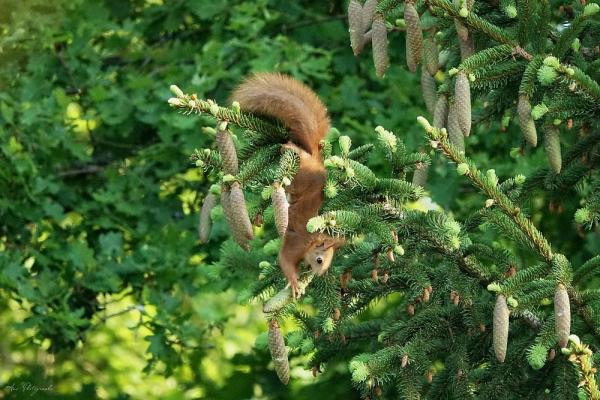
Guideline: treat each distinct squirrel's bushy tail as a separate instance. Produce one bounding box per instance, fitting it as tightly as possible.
[231,73,329,156]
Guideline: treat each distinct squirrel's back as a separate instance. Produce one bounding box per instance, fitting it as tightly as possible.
[231,73,329,156]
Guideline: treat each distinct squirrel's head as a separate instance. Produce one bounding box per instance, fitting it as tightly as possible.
[304,235,345,276]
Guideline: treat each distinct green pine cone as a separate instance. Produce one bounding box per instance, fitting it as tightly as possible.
[198,192,217,243]
[216,126,239,175]
[517,95,537,147]
[537,65,558,86]
[526,343,548,370]
[433,94,449,129]
[423,35,439,76]
[554,283,571,348]
[229,182,254,241]
[493,294,509,363]
[271,183,289,237]
[404,1,423,73]
[421,68,437,115]
[372,15,389,77]
[454,71,472,136]
[544,125,562,174]
[268,320,290,385]
[348,0,365,56]
[412,164,429,188]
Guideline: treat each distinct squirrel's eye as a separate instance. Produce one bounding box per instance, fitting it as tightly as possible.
[316,257,323,264]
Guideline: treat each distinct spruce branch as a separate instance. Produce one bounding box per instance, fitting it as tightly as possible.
[417,118,554,263]
[426,0,518,48]
[168,86,288,142]
[562,335,600,399]
[417,117,600,344]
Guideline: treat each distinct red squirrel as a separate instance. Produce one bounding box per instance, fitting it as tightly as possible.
[232,73,343,298]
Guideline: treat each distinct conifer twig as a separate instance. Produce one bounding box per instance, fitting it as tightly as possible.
[417,119,553,262]
[417,117,600,343]
[168,87,288,142]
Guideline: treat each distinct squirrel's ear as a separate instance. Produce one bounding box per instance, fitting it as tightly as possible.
[322,237,345,250]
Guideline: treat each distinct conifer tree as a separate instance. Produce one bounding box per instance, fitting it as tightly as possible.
[168,0,600,397]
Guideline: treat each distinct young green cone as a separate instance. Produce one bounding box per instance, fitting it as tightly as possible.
[517,95,537,147]
[268,319,290,385]
[544,125,562,174]
[493,294,509,363]
[455,71,472,136]
[372,15,389,77]
[271,183,289,237]
[198,193,217,243]
[404,1,423,73]
[348,0,365,56]
[216,124,239,175]
[421,68,437,115]
[554,283,571,348]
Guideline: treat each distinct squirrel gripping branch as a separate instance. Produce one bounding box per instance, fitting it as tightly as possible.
[232,73,344,298]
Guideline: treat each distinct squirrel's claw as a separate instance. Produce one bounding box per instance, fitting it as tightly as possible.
[286,278,303,300]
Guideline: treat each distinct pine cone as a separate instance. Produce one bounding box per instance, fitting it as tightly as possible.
[493,294,509,363]
[423,35,439,76]
[404,1,423,73]
[271,183,289,237]
[459,36,474,60]
[348,0,365,56]
[447,102,465,153]
[229,182,254,240]
[517,95,537,147]
[421,68,437,115]
[544,125,562,174]
[412,163,428,188]
[216,124,239,175]
[361,0,378,33]
[221,185,245,251]
[198,192,217,243]
[371,15,389,77]
[268,320,290,384]
[433,94,449,129]
[455,20,469,42]
[454,71,472,136]
[453,0,469,41]
[447,101,464,154]
[554,283,571,348]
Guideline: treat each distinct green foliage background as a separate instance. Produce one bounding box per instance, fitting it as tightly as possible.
[0,0,598,399]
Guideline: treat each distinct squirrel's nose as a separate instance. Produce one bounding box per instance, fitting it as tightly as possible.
[316,257,323,264]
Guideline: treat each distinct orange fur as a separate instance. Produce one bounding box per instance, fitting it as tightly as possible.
[231,73,340,297]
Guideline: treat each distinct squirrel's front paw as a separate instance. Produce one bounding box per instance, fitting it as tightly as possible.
[288,278,302,299]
